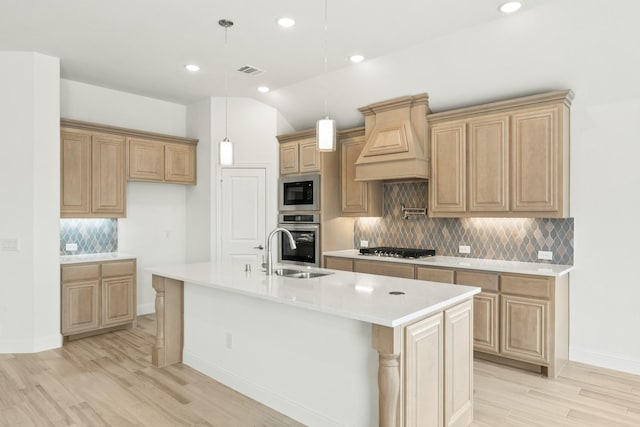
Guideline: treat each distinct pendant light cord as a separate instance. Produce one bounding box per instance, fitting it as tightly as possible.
[224,25,229,140]
[323,0,329,118]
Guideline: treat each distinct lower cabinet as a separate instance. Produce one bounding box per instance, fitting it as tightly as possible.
[354,259,415,279]
[404,300,473,427]
[61,259,137,339]
[327,255,569,378]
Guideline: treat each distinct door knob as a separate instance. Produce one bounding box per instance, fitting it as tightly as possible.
[254,245,264,250]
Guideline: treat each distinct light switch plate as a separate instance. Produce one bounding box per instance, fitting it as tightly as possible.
[459,245,471,254]
[360,240,369,248]
[538,250,553,260]
[0,238,20,252]
[66,243,78,251]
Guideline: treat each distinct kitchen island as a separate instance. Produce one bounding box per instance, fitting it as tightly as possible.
[147,261,479,427]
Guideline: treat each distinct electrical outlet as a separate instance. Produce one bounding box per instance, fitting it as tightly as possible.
[538,250,553,261]
[459,245,471,254]
[360,240,369,248]
[225,332,233,350]
[0,238,20,252]
[66,243,78,252]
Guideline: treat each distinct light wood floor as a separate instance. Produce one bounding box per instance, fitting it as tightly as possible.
[1,316,640,427]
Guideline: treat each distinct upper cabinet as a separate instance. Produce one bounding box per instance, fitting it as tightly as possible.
[427,90,573,218]
[277,130,321,175]
[338,128,383,217]
[61,128,126,218]
[128,137,196,184]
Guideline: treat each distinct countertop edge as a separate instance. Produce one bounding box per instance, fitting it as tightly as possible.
[60,252,137,265]
[323,250,574,277]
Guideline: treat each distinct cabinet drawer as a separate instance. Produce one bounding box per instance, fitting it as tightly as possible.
[354,260,415,279]
[416,267,454,283]
[455,271,498,292]
[61,263,100,282]
[324,257,353,272]
[102,260,136,278]
[501,274,552,298]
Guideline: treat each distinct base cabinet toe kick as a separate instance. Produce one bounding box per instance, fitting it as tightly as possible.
[150,267,478,427]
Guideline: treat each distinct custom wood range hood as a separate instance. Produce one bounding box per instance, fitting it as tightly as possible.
[355,93,431,181]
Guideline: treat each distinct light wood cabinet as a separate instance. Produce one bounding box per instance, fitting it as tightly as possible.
[127,137,196,184]
[430,122,466,214]
[468,114,509,213]
[500,294,549,364]
[402,300,474,427]
[472,292,499,354]
[329,256,569,378]
[416,266,454,283]
[339,128,383,217]
[324,256,353,272]
[60,128,126,218]
[354,259,415,279]
[427,90,572,218]
[444,300,474,427]
[278,134,321,175]
[405,312,443,427]
[61,259,137,339]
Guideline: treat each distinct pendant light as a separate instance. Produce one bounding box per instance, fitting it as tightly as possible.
[316,0,336,152]
[219,19,234,165]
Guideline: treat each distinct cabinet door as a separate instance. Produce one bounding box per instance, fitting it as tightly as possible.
[416,267,454,283]
[102,276,135,327]
[92,133,126,216]
[60,129,91,216]
[165,143,196,184]
[299,139,321,173]
[430,122,466,215]
[468,115,509,212]
[444,300,474,427]
[279,141,299,175]
[354,260,415,279]
[511,105,560,213]
[341,136,383,217]
[324,256,353,271]
[127,138,164,182]
[61,280,100,335]
[473,292,499,354]
[405,312,443,427]
[500,294,549,364]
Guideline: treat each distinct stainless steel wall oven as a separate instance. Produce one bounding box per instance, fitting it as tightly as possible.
[278,213,320,267]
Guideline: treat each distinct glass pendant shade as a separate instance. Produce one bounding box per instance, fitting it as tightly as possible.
[316,117,336,152]
[219,137,233,165]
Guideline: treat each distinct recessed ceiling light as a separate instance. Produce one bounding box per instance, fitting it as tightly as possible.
[498,1,522,14]
[184,64,200,72]
[277,17,295,28]
[257,86,270,93]
[349,54,365,63]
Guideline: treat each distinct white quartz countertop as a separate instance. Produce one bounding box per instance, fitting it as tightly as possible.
[60,252,137,265]
[323,249,574,277]
[147,262,479,327]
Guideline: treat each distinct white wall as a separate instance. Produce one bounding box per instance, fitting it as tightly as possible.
[185,98,211,263]
[0,52,60,352]
[61,80,188,314]
[205,97,285,261]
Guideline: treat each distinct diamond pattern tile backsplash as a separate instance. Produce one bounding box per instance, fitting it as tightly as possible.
[354,182,574,265]
[60,219,118,255]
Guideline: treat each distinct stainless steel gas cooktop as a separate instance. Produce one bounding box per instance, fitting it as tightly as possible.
[358,247,436,259]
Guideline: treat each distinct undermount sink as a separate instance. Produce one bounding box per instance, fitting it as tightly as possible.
[274,268,333,279]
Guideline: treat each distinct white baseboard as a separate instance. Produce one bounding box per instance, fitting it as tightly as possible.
[137,302,155,316]
[33,334,63,352]
[570,346,640,375]
[183,350,341,427]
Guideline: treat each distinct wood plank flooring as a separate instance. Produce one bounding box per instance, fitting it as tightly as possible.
[1,314,640,426]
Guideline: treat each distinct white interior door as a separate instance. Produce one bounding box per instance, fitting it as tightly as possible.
[220,167,267,266]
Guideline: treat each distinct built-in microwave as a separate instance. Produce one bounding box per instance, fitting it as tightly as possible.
[279,173,320,211]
